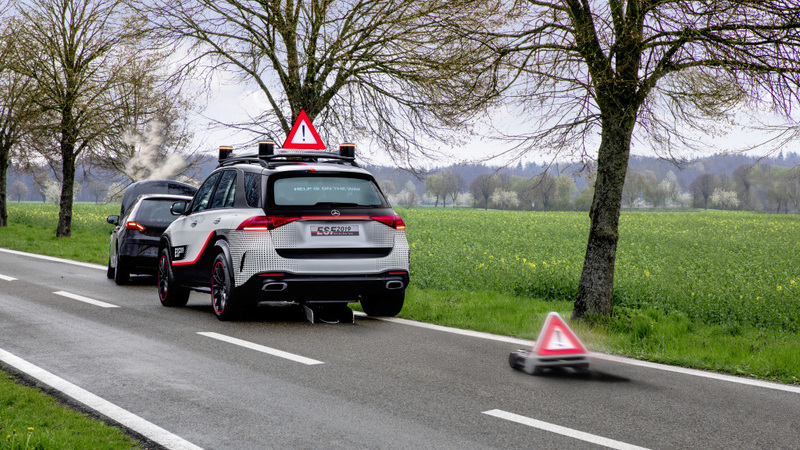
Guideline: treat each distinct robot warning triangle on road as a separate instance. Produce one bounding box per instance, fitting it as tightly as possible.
[282,109,326,150]
[533,312,588,356]
[509,312,590,375]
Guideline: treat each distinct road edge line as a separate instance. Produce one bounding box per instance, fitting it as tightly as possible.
[356,313,800,394]
[0,248,106,270]
[0,348,204,450]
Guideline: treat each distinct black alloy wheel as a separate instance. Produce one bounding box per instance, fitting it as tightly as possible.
[158,248,190,307]
[211,252,240,321]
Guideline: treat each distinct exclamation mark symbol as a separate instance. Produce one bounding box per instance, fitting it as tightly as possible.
[302,125,306,141]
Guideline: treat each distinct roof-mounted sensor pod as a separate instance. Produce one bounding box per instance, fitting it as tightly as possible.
[339,143,355,158]
[218,146,233,162]
[259,141,275,159]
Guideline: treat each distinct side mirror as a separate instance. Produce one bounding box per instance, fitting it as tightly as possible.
[106,215,119,226]
[170,201,188,215]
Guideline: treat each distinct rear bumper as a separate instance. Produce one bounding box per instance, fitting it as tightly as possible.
[239,270,409,303]
[119,239,161,274]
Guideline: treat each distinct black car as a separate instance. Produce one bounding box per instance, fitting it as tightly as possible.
[107,192,195,284]
[118,180,198,217]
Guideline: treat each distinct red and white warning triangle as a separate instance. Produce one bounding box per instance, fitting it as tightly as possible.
[282,109,326,150]
[532,312,588,356]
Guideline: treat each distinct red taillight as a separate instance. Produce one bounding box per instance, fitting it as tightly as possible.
[126,221,145,231]
[236,216,300,231]
[237,215,405,230]
[371,215,405,230]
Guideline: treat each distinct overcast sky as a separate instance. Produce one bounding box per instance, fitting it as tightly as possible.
[195,75,800,170]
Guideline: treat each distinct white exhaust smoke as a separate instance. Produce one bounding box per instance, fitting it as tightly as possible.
[123,121,185,182]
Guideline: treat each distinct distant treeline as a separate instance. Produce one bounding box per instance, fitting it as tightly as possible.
[369,152,800,213]
[6,152,800,213]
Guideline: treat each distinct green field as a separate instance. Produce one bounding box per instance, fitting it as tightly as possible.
[1,202,799,384]
[402,208,800,333]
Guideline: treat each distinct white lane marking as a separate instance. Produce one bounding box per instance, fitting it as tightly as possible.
[54,291,119,308]
[197,332,324,365]
[483,409,650,450]
[357,313,800,395]
[0,273,17,281]
[0,348,204,450]
[0,247,106,271]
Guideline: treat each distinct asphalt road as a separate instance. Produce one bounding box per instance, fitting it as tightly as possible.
[1,248,798,449]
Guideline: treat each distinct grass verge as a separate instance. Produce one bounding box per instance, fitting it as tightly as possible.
[0,371,142,449]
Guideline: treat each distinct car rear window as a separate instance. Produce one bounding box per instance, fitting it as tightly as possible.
[136,199,183,224]
[272,176,384,207]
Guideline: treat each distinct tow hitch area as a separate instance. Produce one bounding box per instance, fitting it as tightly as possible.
[303,303,354,324]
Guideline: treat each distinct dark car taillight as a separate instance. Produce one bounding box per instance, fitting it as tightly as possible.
[126,221,146,232]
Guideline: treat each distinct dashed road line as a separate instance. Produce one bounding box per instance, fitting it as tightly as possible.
[54,291,119,308]
[483,409,649,450]
[0,348,203,450]
[197,332,324,365]
[0,273,17,281]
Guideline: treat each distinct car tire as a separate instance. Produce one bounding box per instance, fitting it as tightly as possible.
[361,291,404,317]
[211,252,243,321]
[114,251,130,285]
[158,248,190,307]
[106,257,115,279]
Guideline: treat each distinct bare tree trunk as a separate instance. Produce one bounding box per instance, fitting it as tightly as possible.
[57,153,75,237]
[56,115,76,238]
[573,112,635,321]
[0,142,8,227]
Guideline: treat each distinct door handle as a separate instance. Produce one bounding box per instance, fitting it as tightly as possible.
[213,218,221,225]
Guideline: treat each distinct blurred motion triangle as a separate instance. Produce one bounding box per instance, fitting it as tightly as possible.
[533,312,588,356]
[282,109,326,150]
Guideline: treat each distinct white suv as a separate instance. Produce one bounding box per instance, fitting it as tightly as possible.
[157,142,410,321]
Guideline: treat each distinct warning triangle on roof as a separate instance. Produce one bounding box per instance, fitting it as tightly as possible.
[282,109,326,150]
[532,312,588,357]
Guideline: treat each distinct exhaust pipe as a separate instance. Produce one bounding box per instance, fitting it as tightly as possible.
[262,282,288,292]
[386,280,404,290]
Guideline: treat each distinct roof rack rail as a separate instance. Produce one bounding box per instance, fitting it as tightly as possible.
[217,152,358,168]
[217,143,359,168]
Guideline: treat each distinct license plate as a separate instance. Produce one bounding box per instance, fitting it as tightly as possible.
[310,225,359,237]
